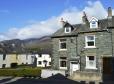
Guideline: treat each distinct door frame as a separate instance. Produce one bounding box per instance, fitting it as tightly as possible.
[70,61,80,75]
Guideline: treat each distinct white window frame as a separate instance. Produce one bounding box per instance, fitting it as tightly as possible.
[85,35,96,48]
[85,56,97,69]
[90,17,98,29]
[59,39,67,50]
[59,58,67,70]
[65,27,71,33]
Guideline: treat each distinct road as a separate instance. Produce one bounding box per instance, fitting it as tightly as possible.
[0,74,80,84]
[0,74,114,84]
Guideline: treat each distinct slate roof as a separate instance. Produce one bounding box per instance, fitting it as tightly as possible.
[52,16,114,38]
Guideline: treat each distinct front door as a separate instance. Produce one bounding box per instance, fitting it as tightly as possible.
[70,61,79,75]
[103,57,114,81]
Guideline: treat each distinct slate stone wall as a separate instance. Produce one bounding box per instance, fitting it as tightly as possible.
[52,29,114,74]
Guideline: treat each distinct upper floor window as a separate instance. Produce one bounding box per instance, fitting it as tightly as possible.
[85,35,95,48]
[3,54,6,60]
[89,17,98,29]
[59,39,66,50]
[65,27,71,33]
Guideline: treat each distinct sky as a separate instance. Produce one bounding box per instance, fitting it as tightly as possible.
[0,0,114,41]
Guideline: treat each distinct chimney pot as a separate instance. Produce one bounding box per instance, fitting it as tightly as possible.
[108,7,112,18]
[60,18,66,27]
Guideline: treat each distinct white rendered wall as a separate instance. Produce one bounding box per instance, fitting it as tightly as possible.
[36,54,51,67]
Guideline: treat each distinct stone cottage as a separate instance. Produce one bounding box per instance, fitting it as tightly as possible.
[51,7,114,81]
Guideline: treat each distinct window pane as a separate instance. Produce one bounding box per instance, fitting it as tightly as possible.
[60,57,66,59]
[88,41,94,46]
[38,61,42,65]
[92,21,96,24]
[49,62,51,65]
[66,28,70,32]
[89,56,94,60]
[61,43,66,49]
[60,39,66,41]
[2,64,6,68]
[92,24,96,28]
[3,54,6,60]
[87,36,94,40]
[60,61,66,67]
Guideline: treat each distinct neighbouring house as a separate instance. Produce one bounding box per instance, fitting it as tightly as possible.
[17,54,35,65]
[36,54,51,67]
[51,7,114,81]
[0,54,18,68]
[0,53,36,68]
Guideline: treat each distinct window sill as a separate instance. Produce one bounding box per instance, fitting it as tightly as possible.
[90,27,98,29]
[84,46,96,49]
[58,49,67,51]
[59,67,67,70]
[85,67,97,70]
[65,32,71,33]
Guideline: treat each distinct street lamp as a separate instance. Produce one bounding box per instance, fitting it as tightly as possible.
[43,60,47,67]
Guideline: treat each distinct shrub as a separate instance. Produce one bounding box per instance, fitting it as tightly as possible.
[0,68,41,77]
[17,64,32,68]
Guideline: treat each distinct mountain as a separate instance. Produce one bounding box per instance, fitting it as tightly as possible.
[0,36,52,54]
[23,36,52,54]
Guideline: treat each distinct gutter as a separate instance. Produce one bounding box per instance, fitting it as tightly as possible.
[51,30,108,38]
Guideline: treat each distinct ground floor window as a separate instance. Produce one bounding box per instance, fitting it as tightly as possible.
[38,61,42,65]
[59,57,67,69]
[86,56,97,69]
[49,62,51,65]
[2,64,6,68]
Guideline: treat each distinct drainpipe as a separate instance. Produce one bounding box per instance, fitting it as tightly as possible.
[75,35,78,56]
[110,29,114,73]
[110,30,113,57]
[106,28,114,73]
[75,34,81,71]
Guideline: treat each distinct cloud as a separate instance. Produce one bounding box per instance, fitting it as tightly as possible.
[0,1,113,41]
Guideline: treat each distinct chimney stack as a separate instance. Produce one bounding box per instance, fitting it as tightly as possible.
[82,12,89,24]
[108,7,112,19]
[60,18,66,27]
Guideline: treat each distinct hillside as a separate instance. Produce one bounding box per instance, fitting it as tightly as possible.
[0,36,52,54]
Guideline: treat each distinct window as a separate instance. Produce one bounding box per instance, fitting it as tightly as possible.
[90,17,98,28]
[49,62,51,65]
[59,39,67,50]
[3,54,6,60]
[86,56,97,69]
[38,61,42,65]
[65,27,71,33]
[85,35,95,48]
[59,57,67,69]
[39,55,42,57]
[26,62,28,64]
[2,64,6,68]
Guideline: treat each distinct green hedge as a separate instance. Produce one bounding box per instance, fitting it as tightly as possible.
[0,68,41,77]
